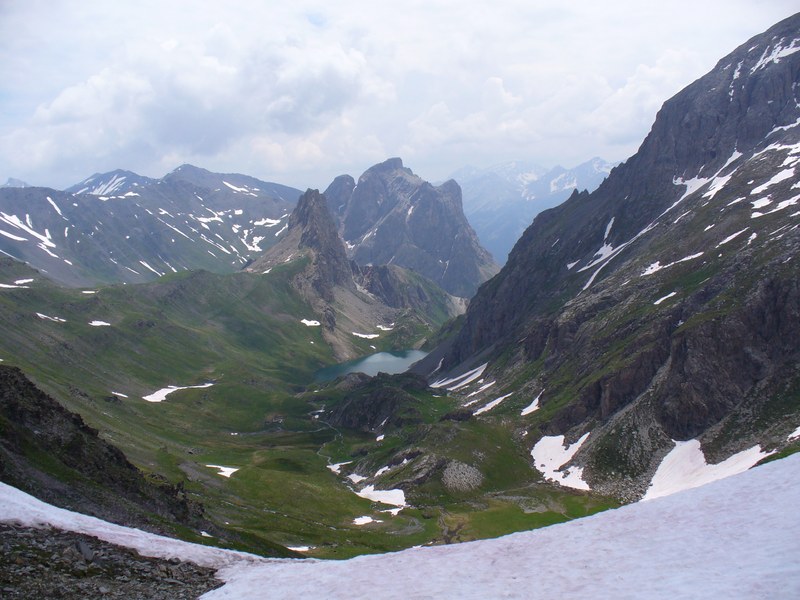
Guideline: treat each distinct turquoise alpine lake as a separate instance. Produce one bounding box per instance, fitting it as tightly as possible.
[314,350,428,382]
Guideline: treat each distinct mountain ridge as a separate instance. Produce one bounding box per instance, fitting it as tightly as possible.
[415,12,800,500]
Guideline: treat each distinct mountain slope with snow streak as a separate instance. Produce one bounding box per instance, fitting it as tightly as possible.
[1,453,797,599]
[415,13,800,503]
[0,165,301,286]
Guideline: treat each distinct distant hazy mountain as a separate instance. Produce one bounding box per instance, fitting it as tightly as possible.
[325,158,499,298]
[0,165,301,286]
[454,158,616,264]
[1,178,31,188]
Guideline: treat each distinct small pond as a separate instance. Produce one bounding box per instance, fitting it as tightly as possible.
[314,349,427,382]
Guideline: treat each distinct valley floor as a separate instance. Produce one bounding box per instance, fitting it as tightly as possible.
[1,455,798,599]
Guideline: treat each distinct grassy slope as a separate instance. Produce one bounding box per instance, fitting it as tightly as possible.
[0,258,616,558]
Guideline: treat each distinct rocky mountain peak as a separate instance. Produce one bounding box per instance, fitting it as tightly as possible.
[247,189,353,300]
[330,158,499,298]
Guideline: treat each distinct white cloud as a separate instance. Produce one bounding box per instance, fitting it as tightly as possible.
[0,0,797,188]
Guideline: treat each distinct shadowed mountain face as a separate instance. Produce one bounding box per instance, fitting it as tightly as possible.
[0,365,208,535]
[417,13,800,499]
[324,158,499,298]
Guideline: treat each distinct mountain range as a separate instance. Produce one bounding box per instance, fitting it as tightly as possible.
[453,157,616,263]
[0,165,301,286]
[0,11,798,597]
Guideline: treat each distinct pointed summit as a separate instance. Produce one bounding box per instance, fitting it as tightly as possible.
[247,189,353,301]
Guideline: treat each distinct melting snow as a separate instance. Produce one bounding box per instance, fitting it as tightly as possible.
[142,382,215,403]
[643,439,773,501]
[110,391,129,398]
[474,392,513,415]
[431,363,488,390]
[14,278,34,285]
[355,485,406,508]
[347,474,367,484]
[717,228,749,247]
[376,324,394,331]
[520,390,543,416]
[353,516,382,526]
[327,461,352,475]
[530,433,591,491]
[751,168,795,195]
[36,313,66,323]
[641,252,704,276]
[205,464,240,478]
[352,332,379,339]
[46,196,64,217]
[301,319,321,327]
[654,291,677,306]
[88,320,111,327]
[254,217,281,227]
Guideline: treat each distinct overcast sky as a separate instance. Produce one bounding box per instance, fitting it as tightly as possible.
[1,1,797,190]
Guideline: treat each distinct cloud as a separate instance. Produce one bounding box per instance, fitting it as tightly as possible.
[0,0,797,188]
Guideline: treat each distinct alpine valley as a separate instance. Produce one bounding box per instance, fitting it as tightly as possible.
[0,11,799,599]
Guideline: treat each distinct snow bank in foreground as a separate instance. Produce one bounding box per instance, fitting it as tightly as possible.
[643,439,774,500]
[0,482,263,571]
[206,454,800,598]
[1,455,798,598]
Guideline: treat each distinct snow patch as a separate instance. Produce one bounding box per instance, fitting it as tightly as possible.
[643,439,773,501]
[142,382,214,403]
[205,464,240,478]
[474,392,513,415]
[521,390,543,416]
[36,313,66,323]
[641,252,703,276]
[431,363,488,390]
[301,319,321,327]
[653,291,677,306]
[530,433,591,491]
[327,461,352,475]
[352,332,379,339]
[88,320,111,327]
[355,485,406,508]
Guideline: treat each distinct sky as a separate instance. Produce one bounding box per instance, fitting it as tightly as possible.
[0,1,797,190]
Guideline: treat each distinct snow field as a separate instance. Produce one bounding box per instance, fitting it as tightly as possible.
[643,439,774,500]
[1,455,798,598]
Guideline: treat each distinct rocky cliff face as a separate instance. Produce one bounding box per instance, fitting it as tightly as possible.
[421,13,800,499]
[325,158,499,298]
[0,365,207,534]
